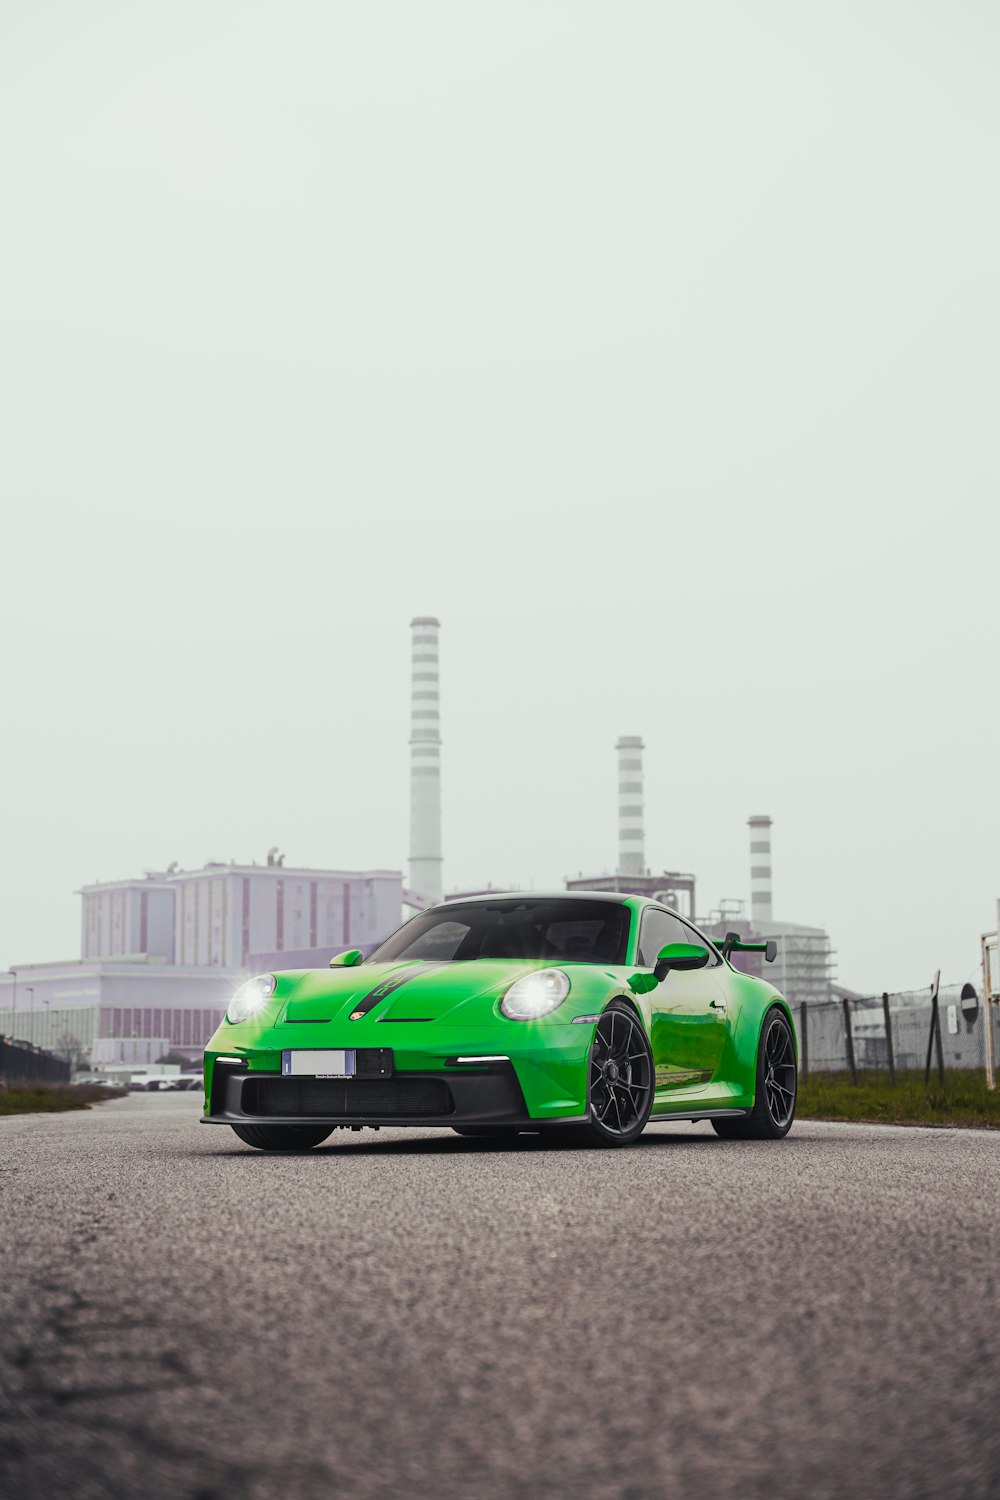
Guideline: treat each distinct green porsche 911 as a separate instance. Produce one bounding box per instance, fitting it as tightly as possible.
[202,892,796,1150]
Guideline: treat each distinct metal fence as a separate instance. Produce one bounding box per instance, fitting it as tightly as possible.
[796,983,1000,1083]
[0,1034,72,1085]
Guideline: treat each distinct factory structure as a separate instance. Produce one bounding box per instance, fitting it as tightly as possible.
[403,622,834,1004]
[408,616,443,906]
[562,738,833,1004]
[2,615,833,1073]
[0,858,401,1068]
[698,813,834,1005]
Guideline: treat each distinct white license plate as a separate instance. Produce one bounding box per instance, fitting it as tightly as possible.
[282,1049,355,1078]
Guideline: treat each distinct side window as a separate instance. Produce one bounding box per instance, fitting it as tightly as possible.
[637,909,690,966]
[679,919,722,967]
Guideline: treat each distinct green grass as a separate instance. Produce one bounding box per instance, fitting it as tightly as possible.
[798,1069,1000,1129]
[0,1082,128,1116]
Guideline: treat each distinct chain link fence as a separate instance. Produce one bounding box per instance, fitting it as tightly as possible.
[796,983,1000,1083]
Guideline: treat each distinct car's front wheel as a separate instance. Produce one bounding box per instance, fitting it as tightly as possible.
[712,1006,797,1141]
[230,1123,332,1152]
[553,1000,654,1147]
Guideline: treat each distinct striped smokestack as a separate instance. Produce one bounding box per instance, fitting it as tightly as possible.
[749,815,773,924]
[409,616,443,904]
[616,736,645,876]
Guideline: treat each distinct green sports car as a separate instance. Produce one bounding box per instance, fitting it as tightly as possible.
[201,892,797,1150]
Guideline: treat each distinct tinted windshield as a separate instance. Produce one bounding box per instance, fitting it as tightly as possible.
[368,899,631,966]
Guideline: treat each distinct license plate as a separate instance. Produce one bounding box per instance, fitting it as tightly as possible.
[282,1049,355,1078]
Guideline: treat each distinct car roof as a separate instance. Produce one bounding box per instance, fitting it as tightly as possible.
[442,890,632,906]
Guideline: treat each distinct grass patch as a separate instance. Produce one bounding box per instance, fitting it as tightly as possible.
[0,1082,128,1116]
[798,1069,1000,1129]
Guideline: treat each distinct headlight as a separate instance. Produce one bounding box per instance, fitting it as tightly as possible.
[227,974,277,1024]
[499,969,570,1021]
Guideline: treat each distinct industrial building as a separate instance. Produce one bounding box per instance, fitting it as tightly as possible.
[0,857,403,1068]
[698,817,834,1004]
[565,735,698,919]
[562,737,834,1004]
[412,618,834,1000]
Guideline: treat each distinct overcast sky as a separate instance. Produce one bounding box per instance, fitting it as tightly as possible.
[1,1,997,993]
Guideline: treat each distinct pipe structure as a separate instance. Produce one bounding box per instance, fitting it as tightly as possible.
[409,617,443,905]
[749,815,773,924]
[616,736,645,877]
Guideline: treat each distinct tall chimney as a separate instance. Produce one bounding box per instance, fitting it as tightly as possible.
[616,736,645,876]
[409,617,443,904]
[749,815,773,925]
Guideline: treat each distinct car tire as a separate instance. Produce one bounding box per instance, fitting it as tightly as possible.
[711,1006,797,1141]
[552,999,655,1148]
[230,1123,332,1152]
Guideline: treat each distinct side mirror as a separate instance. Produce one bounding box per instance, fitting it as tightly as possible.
[329,949,364,968]
[765,939,777,964]
[654,942,710,982]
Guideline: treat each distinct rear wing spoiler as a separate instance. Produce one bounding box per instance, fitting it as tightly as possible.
[721,931,778,964]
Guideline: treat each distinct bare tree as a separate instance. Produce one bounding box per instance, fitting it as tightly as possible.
[54,1031,90,1073]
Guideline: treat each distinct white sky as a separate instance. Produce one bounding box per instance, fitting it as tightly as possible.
[1,1,997,992]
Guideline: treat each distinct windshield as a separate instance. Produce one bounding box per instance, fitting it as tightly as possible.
[367,898,631,966]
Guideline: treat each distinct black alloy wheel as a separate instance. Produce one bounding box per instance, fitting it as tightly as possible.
[230,1123,332,1152]
[553,1000,654,1147]
[712,1007,797,1141]
[762,1014,797,1128]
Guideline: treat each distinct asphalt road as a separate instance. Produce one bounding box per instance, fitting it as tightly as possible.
[2,1095,999,1500]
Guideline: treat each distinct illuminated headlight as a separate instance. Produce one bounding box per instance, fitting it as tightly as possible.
[499,969,570,1021]
[227,974,277,1024]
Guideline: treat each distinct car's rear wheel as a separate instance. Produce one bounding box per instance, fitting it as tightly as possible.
[712,1006,796,1141]
[553,1000,654,1147]
[230,1123,332,1152]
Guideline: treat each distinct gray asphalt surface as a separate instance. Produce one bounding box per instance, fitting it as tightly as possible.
[1,1095,999,1500]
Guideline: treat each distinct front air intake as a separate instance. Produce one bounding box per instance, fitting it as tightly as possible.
[244,1077,453,1118]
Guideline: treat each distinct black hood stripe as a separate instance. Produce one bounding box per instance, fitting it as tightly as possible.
[348,962,450,1019]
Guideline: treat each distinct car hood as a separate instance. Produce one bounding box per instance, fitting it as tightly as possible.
[278,959,548,1027]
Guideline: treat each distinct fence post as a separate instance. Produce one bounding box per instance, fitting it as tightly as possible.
[924,969,944,1088]
[799,1001,808,1081]
[983,933,996,1092]
[842,998,857,1085]
[881,991,895,1085]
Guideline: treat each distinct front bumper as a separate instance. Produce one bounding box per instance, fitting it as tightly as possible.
[201,1055,588,1130]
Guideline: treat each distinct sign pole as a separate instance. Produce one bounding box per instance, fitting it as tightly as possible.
[924,969,943,1089]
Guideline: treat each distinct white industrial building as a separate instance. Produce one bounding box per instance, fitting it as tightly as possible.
[0,856,403,1069]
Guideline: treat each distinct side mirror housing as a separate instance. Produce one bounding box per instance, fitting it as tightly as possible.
[765,939,777,964]
[653,942,710,982]
[329,948,364,968]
